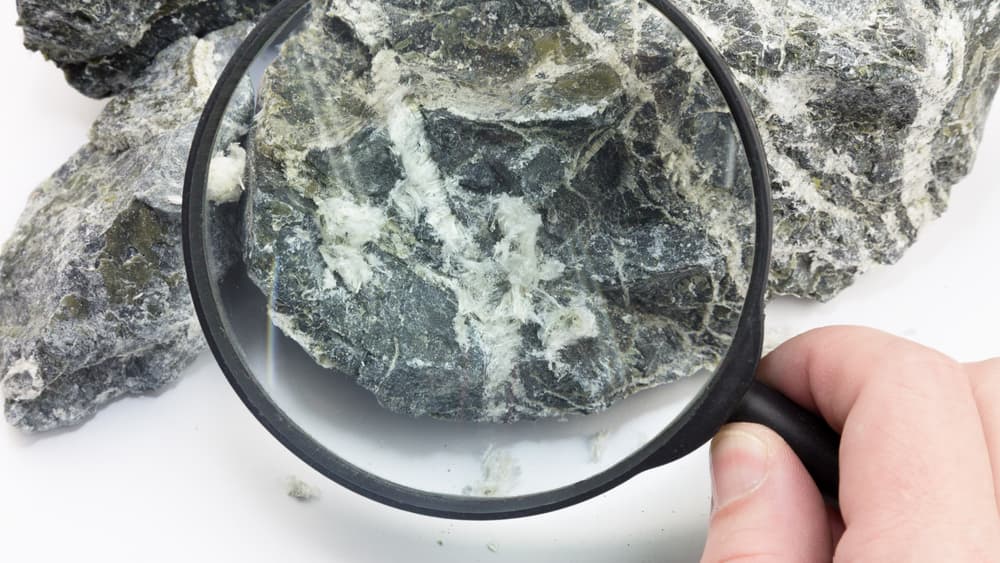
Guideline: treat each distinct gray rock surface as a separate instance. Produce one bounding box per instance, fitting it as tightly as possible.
[16,0,278,98]
[676,0,1000,299]
[243,0,1000,421]
[0,23,254,431]
[244,2,755,421]
[3,0,997,430]
[18,0,998,298]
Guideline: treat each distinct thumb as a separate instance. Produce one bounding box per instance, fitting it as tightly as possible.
[701,423,832,563]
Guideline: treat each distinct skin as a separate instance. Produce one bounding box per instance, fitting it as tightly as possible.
[701,326,1000,562]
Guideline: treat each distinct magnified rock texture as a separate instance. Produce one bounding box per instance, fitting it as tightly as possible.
[18,0,997,297]
[246,0,999,421]
[245,1,756,421]
[15,0,279,98]
[3,0,997,430]
[0,23,254,431]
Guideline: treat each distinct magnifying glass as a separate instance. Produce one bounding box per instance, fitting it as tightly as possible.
[183,0,839,519]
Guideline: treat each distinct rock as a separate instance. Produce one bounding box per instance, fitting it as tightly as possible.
[674,0,1000,299]
[243,2,754,421]
[17,0,997,294]
[244,0,999,421]
[6,0,996,429]
[16,0,279,98]
[0,23,255,431]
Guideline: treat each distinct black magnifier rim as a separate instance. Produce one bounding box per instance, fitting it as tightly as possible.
[184,0,772,520]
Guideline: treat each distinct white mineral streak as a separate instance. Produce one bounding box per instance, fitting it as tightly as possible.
[539,297,599,367]
[506,103,603,125]
[372,51,474,256]
[491,197,567,323]
[683,1,870,278]
[190,36,218,102]
[462,445,521,497]
[459,196,566,387]
[369,50,601,398]
[900,4,966,228]
[1,358,43,402]
[316,195,387,292]
[561,0,655,107]
[206,143,246,203]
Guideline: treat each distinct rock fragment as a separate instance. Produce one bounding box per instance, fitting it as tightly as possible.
[0,23,255,431]
[16,0,279,98]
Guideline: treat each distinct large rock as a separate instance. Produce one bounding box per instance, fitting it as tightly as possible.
[677,0,1000,298]
[243,0,1000,421]
[16,0,279,98]
[244,1,755,421]
[18,0,998,296]
[0,23,254,431]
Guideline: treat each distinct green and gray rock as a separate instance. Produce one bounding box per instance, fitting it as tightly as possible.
[4,0,997,429]
[0,23,254,431]
[244,1,754,421]
[675,0,1000,298]
[16,0,279,98]
[243,0,999,421]
[18,0,999,298]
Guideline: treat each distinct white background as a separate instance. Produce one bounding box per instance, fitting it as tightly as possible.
[1,4,998,561]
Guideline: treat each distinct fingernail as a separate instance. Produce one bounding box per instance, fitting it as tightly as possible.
[710,429,769,512]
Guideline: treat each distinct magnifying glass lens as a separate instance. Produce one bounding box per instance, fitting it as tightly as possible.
[195,0,757,508]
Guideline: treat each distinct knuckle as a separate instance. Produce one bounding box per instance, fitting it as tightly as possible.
[967,358,1000,400]
[969,357,1000,377]
[876,341,964,395]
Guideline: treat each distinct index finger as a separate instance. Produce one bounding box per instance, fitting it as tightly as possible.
[757,326,1000,560]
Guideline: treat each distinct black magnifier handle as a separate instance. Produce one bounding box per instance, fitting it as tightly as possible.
[730,379,841,502]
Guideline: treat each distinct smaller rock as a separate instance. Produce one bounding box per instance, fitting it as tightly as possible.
[0,23,256,431]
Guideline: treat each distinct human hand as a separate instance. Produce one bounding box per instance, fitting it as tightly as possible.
[701,326,1000,562]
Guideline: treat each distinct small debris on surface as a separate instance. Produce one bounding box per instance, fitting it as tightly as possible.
[462,445,521,497]
[487,543,499,553]
[589,430,609,463]
[286,476,320,502]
